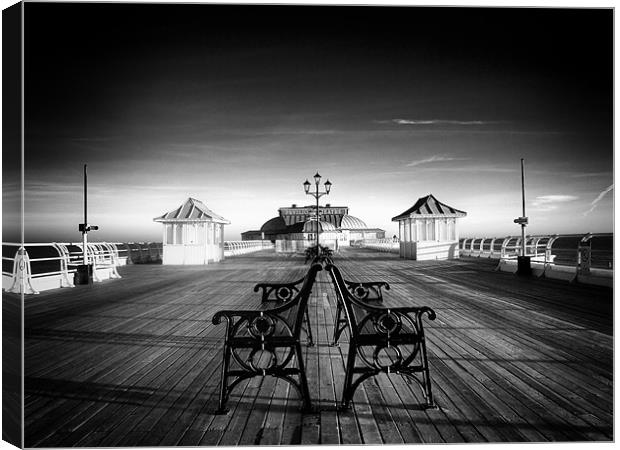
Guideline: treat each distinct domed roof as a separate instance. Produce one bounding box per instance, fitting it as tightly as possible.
[302,220,338,233]
[260,216,287,233]
[340,214,368,230]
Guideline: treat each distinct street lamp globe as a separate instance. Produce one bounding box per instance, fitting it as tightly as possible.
[324,179,332,194]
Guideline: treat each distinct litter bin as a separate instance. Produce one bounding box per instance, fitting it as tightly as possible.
[74,264,93,285]
[517,256,532,276]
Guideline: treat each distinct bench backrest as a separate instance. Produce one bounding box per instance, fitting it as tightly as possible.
[327,263,370,341]
[214,263,322,342]
[326,263,435,370]
[284,263,322,337]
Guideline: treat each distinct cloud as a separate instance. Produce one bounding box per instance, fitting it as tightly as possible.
[378,119,504,126]
[406,155,468,167]
[584,184,613,216]
[532,195,578,211]
[571,172,612,178]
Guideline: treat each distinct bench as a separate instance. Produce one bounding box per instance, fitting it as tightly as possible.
[326,263,436,410]
[254,274,315,346]
[212,263,322,413]
[331,275,390,346]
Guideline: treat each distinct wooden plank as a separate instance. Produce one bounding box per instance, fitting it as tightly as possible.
[256,378,290,445]
[316,281,340,445]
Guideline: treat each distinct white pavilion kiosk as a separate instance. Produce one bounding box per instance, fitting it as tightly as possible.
[392,194,467,260]
[154,197,230,265]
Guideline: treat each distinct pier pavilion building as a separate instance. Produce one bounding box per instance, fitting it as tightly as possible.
[392,194,467,260]
[154,197,230,265]
[242,204,385,251]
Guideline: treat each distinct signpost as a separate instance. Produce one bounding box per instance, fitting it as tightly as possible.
[515,159,531,276]
[75,164,99,285]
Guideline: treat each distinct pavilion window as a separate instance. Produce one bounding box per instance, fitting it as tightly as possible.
[165,224,173,245]
[426,220,434,241]
[196,223,205,245]
[214,224,220,243]
[175,224,183,244]
[439,220,447,241]
[186,224,197,244]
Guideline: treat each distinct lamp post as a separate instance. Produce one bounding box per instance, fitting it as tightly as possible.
[76,164,99,285]
[303,172,332,250]
[513,158,531,276]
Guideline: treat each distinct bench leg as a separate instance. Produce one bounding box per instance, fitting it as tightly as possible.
[304,307,314,347]
[216,344,232,414]
[295,342,312,412]
[331,302,342,346]
[340,344,357,409]
[420,344,435,408]
[423,371,435,409]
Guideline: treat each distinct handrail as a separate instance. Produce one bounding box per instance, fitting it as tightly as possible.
[224,240,274,257]
[360,238,400,253]
[2,241,162,294]
[460,233,613,273]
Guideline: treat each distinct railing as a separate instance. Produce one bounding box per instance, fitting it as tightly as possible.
[2,243,74,294]
[115,242,163,264]
[360,238,400,253]
[224,240,274,257]
[2,241,162,294]
[459,233,613,285]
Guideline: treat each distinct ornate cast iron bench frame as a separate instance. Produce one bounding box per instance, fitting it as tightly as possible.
[326,263,436,410]
[254,274,315,346]
[331,274,390,346]
[212,264,322,414]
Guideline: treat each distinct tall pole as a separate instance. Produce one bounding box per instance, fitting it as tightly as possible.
[315,180,320,249]
[303,173,331,252]
[520,158,526,257]
[83,164,88,264]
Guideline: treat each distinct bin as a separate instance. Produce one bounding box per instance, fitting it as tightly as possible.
[74,264,93,285]
[517,256,532,276]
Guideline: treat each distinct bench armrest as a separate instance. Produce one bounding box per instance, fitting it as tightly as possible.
[343,279,390,302]
[212,306,301,341]
[253,276,306,302]
[349,298,436,321]
[212,305,293,326]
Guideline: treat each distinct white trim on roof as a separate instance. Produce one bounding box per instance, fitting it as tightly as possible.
[153,198,230,224]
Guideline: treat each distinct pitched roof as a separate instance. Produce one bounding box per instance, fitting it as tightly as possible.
[153,197,230,224]
[391,194,467,221]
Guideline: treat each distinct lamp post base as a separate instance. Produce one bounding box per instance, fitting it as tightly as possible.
[517,256,532,276]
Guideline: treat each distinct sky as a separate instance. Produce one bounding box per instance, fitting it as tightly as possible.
[3,3,613,242]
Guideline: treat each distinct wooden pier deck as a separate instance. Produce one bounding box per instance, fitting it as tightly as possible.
[16,247,613,446]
